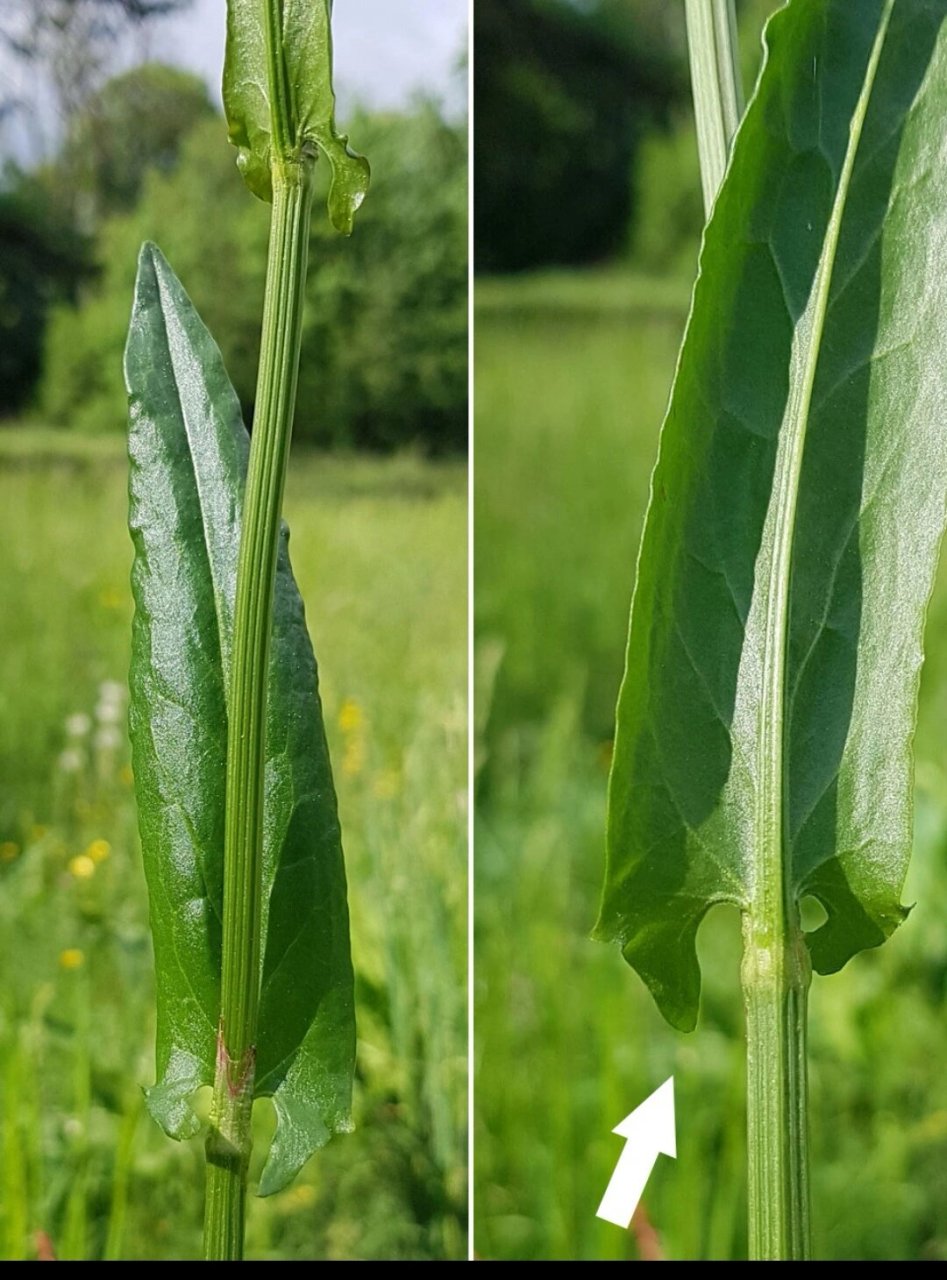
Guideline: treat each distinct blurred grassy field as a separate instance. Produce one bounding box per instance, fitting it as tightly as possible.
[474,270,947,1261]
[0,434,467,1261]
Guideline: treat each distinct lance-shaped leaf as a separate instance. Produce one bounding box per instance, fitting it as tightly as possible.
[223,0,370,230]
[127,242,355,1194]
[596,0,947,1031]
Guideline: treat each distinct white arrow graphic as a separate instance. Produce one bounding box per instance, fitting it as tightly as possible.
[596,1076,676,1229]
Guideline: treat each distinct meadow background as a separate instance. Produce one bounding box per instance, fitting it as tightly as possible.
[474,0,947,1261]
[0,0,467,1262]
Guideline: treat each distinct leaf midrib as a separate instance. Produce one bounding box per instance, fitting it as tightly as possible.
[755,0,895,925]
[152,262,233,681]
[150,257,231,930]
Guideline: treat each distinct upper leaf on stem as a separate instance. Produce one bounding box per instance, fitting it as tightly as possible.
[223,0,370,231]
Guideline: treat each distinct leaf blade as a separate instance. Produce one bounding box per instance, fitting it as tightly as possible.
[598,0,947,1029]
[126,242,355,1187]
[127,242,236,1132]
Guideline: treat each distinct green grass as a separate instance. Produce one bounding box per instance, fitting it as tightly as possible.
[473,268,691,321]
[0,433,467,1261]
[474,274,947,1261]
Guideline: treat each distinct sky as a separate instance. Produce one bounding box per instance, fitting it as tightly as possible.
[0,0,468,162]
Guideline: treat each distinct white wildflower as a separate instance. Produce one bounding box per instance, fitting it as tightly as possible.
[94,727,123,752]
[65,713,92,738]
[98,680,125,705]
[95,700,123,725]
[58,748,83,774]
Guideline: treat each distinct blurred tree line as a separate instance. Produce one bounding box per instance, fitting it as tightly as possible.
[0,1,467,452]
[475,0,777,275]
[0,0,192,417]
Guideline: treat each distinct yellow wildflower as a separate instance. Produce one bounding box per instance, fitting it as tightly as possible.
[915,1109,947,1142]
[99,586,124,610]
[59,949,84,970]
[372,769,401,799]
[338,698,364,734]
[68,854,95,879]
[86,839,111,864]
[286,1183,317,1210]
[342,738,365,778]
[0,841,18,862]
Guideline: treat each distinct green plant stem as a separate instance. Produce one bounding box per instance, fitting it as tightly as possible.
[684,0,744,215]
[204,160,313,1261]
[741,916,811,1259]
[740,4,891,1258]
[685,0,797,1258]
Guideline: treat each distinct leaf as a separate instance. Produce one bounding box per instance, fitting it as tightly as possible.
[126,242,355,1194]
[596,0,947,1031]
[223,0,370,231]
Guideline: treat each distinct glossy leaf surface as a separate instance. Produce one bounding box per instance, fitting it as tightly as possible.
[223,0,369,230]
[597,0,947,1030]
[127,242,354,1193]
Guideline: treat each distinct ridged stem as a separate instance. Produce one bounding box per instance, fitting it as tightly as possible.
[203,161,313,1261]
[741,915,811,1259]
[739,4,892,1259]
[684,0,744,215]
[685,0,801,1258]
